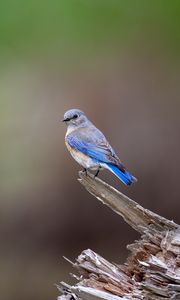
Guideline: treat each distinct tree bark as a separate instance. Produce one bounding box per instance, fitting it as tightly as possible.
[57,171,180,300]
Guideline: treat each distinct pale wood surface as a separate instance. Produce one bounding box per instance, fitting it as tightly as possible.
[58,171,180,299]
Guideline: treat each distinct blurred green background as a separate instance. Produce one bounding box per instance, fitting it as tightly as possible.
[1,1,180,299]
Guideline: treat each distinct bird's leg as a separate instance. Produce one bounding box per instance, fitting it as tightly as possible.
[94,167,101,178]
[83,168,87,176]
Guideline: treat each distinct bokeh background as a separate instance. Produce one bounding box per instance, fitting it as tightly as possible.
[1,1,180,299]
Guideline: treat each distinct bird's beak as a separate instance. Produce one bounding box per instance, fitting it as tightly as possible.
[62,118,70,122]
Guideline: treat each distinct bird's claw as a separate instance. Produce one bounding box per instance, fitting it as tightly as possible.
[83,168,87,176]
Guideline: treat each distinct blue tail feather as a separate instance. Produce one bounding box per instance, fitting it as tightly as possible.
[105,163,137,185]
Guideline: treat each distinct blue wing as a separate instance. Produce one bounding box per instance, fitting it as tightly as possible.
[66,127,125,169]
[67,134,111,163]
[66,127,137,185]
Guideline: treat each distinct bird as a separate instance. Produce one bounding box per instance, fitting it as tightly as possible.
[63,109,137,185]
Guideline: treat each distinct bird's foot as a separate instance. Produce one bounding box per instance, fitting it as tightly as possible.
[94,167,101,179]
[83,168,87,176]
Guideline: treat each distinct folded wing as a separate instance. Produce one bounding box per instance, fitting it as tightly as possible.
[66,127,126,173]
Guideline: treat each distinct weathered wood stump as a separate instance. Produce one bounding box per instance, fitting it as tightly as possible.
[57,171,180,299]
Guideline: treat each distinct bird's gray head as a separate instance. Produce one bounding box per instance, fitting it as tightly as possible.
[63,109,88,127]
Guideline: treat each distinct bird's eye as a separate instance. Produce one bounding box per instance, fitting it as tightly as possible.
[73,114,78,119]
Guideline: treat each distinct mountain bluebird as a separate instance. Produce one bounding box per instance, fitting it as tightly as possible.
[63,109,137,185]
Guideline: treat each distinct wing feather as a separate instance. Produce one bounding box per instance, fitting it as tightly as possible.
[66,127,126,172]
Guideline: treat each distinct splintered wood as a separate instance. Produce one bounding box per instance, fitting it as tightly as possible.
[57,171,180,299]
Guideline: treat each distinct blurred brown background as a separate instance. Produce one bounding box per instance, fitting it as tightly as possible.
[0,1,180,300]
